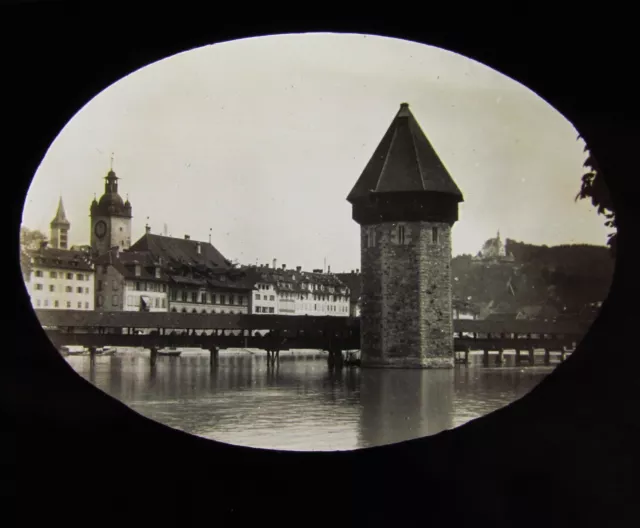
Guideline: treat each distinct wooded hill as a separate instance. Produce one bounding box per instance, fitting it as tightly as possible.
[452,239,614,317]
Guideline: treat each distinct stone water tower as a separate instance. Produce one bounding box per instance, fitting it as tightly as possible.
[346,103,464,368]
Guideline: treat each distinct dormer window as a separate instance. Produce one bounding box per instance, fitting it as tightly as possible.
[155,267,161,279]
[135,265,141,277]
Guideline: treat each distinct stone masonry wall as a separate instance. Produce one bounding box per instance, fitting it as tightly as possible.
[360,225,382,362]
[380,222,421,362]
[418,221,454,368]
[360,221,454,368]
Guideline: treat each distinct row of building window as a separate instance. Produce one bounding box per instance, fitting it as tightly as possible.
[126,281,167,292]
[169,291,246,306]
[286,304,349,312]
[33,284,91,293]
[365,226,440,247]
[256,291,348,303]
[125,296,166,308]
[257,282,347,295]
[254,305,346,314]
[35,299,90,309]
[34,271,91,281]
[169,308,245,314]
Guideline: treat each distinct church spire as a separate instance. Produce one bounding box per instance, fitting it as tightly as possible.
[50,196,70,249]
[51,196,70,227]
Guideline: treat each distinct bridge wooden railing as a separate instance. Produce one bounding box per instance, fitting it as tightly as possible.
[34,309,591,336]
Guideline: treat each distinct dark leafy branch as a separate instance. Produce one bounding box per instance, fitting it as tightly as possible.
[575,142,617,256]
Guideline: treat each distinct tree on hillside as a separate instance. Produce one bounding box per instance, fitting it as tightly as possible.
[575,143,617,257]
[19,226,47,280]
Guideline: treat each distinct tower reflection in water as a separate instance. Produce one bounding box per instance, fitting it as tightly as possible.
[66,352,548,451]
[357,369,455,448]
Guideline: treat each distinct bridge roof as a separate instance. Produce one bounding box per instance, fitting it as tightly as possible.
[34,309,589,334]
[35,309,360,331]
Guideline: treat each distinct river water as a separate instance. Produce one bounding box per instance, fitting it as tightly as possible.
[65,349,555,451]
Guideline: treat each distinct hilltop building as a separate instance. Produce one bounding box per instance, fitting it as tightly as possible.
[347,102,464,368]
[23,201,95,310]
[473,231,515,264]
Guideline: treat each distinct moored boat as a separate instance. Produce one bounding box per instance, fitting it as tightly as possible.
[95,346,117,356]
[157,347,182,357]
[59,345,88,356]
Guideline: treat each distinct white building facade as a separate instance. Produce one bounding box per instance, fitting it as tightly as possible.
[25,246,95,310]
[248,264,350,316]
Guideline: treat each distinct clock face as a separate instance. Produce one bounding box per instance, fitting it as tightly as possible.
[94,220,107,239]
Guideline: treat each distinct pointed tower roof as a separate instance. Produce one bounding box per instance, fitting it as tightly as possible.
[347,103,463,202]
[50,196,70,227]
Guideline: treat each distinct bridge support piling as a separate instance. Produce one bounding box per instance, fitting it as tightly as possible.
[482,349,490,367]
[495,348,504,366]
[515,349,522,367]
[149,346,158,366]
[544,348,551,366]
[528,347,535,366]
[327,348,344,368]
[89,346,97,360]
[209,347,219,368]
[266,349,280,365]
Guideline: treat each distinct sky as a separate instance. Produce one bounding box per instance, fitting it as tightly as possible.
[21,33,610,273]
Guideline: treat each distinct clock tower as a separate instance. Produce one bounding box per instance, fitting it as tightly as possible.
[90,167,132,256]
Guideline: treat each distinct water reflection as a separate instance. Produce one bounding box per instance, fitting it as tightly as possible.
[358,369,455,447]
[65,350,549,451]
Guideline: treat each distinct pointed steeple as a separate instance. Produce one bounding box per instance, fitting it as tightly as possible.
[50,196,70,228]
[347,102,463,203]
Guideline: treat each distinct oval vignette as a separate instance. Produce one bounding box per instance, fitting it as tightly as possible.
[19,33,615,452]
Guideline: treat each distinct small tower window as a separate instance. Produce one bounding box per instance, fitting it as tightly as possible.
[432,227,439,244]
[366,226,376,248]
[398,225,405,245]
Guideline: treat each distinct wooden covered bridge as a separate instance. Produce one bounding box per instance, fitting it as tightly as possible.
[35,309,589,367]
